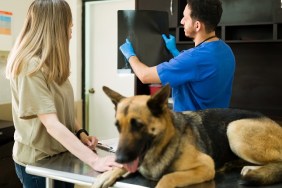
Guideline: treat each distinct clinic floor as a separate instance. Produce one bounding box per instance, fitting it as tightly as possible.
[76,168,282,188]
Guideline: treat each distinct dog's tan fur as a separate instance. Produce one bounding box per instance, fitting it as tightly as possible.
[227,118,282,164]
[92,85,282,188]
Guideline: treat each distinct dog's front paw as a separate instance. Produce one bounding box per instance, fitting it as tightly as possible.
[92,170,116,188]
[92,168,127,188]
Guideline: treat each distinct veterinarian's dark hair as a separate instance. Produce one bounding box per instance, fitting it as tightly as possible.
[187,0,223,33]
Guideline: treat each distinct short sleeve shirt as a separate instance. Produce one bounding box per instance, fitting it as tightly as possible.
[10,59,76,165]
[157,40,235,112]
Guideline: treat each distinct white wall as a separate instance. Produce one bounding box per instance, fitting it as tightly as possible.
[0,0,33,46]
[66,0,82,101]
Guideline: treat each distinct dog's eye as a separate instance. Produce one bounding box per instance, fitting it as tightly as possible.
[115,121,121,132]
[130,118,143,132]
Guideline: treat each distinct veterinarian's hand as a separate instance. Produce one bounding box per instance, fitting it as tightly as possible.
[162,34,180,57]
[92,155,123,172]
[119,38,136,61]
[80,134,98,150]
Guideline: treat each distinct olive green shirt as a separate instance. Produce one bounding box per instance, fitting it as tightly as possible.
[10,59,75,165]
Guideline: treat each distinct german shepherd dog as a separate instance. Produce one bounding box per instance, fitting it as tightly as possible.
[93,85,282,188]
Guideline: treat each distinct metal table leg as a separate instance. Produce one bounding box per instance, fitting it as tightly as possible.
[46,177,54,188]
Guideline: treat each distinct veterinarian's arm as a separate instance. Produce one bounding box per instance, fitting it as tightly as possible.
[38,113,122,172]
[74,118,98,150]
[119,38,161,84]
[128,56,160,84]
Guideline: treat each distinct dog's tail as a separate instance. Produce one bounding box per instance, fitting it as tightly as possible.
[240,162,282,185]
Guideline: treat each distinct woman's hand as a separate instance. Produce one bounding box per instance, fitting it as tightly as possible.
[80,133,98,150]
[92,155,123,172]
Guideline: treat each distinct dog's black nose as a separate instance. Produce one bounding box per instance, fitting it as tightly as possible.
[115,149,137,163]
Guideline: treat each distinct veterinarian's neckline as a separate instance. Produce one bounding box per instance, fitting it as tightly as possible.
[195,35,217,48]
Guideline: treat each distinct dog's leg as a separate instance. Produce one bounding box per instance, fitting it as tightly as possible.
[240,162,282,185]
[241,165,261,176]
[156,165,215,188]
[227,119,282,185]
[156,153,215,188]
[227,119,282,164]
[92,168,127,188]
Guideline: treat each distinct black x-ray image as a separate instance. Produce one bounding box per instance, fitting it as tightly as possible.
[117,10,172,70]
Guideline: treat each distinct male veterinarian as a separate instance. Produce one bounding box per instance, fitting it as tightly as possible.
[120,0,236,112]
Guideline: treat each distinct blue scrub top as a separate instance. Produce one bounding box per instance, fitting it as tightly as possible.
[157,40,235,112]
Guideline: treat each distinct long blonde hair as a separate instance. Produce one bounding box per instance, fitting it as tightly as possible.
[6,0,72,85]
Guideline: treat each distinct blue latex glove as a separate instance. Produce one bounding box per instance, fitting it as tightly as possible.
[119,38,136,61]
[162,34,180,57]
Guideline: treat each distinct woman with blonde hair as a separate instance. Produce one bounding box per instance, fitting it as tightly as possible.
[6,0,122,187]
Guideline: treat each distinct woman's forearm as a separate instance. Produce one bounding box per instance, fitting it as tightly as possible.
[38,113,98,168]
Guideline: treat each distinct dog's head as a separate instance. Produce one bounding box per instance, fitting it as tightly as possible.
[103,84,171,173]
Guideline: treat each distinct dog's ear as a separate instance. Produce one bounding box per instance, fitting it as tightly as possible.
[147,84,170,117]
[102,86,125,108]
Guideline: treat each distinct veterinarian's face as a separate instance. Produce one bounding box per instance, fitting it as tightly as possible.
[180,5,196,38]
